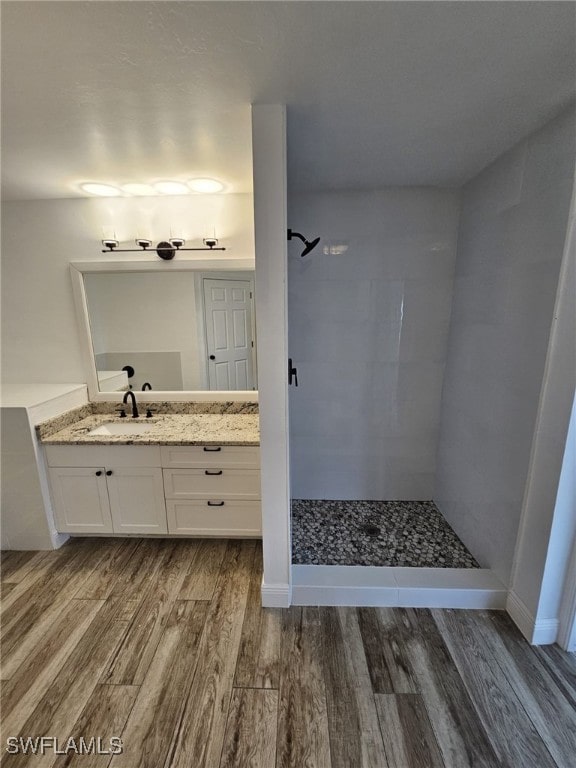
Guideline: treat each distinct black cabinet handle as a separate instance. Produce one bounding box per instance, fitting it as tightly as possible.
[106,470,113,476]
[207,500,225,506]
[203,446,221,452]
[205,470,223,475]
[209,355,216,360]
[95,470,102,476]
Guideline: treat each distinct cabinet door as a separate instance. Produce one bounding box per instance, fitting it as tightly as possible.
[106,467,167,534]
[49,467,113,533]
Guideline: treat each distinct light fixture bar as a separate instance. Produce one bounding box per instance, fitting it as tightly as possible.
[101,246,226,253]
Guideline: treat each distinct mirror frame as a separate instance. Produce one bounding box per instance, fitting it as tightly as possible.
[70,258,258,403]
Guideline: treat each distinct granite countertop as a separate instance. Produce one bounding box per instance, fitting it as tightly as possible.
[40,412,260,446]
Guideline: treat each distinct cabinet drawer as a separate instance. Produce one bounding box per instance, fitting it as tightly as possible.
[163,469,260,500]
[167,500,261,537]
[160,445,259,469]
[45,445,161,468]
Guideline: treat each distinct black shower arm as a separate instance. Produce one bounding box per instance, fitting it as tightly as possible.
[287,229,306,244]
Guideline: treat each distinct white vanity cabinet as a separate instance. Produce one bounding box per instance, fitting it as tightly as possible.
[161,446,261,537]
[44,443,261,538]
[45,445,167,535]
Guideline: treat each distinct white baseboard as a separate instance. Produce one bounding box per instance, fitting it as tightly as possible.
[51,532,70,549]
[291,565,507,609]
[557,549,576,651]
[506,591,534,640]
[261,581,292,608]
[506,590,559,645]
[532,619,560,646]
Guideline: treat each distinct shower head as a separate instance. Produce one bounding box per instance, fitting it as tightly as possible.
[300,237,321,257]
[287,228,321,257]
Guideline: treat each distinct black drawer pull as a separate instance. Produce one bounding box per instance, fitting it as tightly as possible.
[205,470,223,476]
[207,500,225,506]
[95,470,102,476]
[106,470,113,476]
[203,446,222,452]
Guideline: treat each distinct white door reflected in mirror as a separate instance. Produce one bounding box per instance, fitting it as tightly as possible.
[203,278,256,391]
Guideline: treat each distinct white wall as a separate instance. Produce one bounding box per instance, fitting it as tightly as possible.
[537,394,576,624]
[252,105,292,607]
[288,189,460,499]
[435,106,576,583]
[1,194,254,386]
[506,179,575,644]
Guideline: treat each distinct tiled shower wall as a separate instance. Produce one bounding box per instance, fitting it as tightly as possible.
[435,106,576,583]
[288,189,461,499]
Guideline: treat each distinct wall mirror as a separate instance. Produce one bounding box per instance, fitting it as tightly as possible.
[70,259,257,402]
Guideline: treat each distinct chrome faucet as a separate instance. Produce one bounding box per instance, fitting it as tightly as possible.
[122,390,139,418]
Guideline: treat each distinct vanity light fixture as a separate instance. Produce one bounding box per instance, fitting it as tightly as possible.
[157,241,175,260]
[100,238,226,254]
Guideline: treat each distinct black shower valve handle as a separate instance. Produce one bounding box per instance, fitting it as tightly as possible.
[288,358,298,387]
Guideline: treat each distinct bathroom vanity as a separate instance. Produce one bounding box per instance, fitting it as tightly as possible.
[32,257,262,543]
[40,410,261,539]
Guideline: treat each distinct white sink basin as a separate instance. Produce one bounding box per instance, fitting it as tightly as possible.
[88,421,155,436]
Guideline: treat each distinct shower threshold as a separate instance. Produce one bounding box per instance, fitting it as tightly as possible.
[287,500,507,609]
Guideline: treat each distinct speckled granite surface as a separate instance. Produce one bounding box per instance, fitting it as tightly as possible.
[36,401,258,440]
[39,413,259,446]
[291,499,479,568]
[90,401,259,415]
[36,404,93,439]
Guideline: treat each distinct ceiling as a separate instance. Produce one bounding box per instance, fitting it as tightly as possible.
[2,1,574,200]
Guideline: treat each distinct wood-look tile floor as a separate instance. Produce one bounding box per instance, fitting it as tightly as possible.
[1,538,575,768]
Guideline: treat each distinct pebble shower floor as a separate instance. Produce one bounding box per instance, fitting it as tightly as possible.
[291,499,480,568]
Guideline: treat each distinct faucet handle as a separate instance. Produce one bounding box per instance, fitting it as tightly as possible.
[115,405,127,418]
